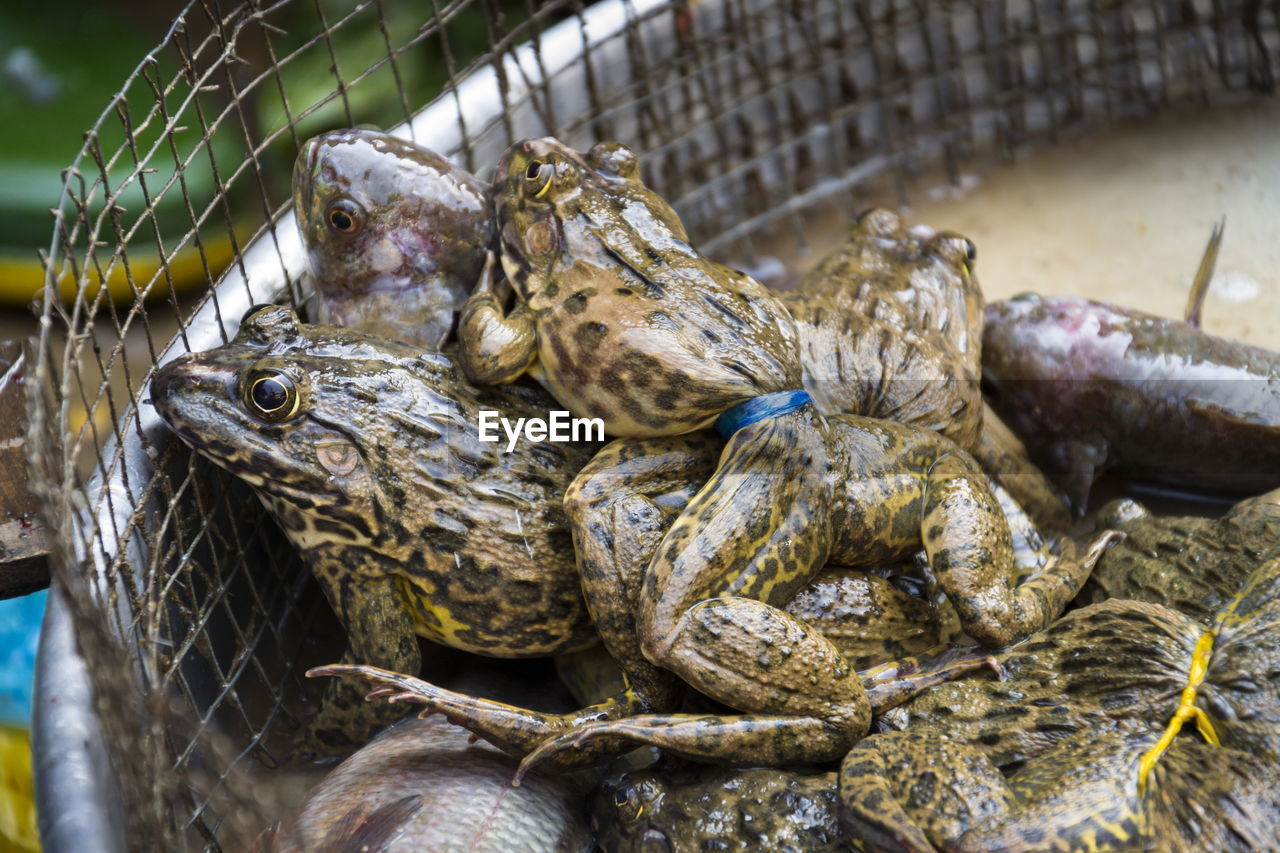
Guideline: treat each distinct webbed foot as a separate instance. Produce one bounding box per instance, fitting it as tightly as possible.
[308,663,643,771]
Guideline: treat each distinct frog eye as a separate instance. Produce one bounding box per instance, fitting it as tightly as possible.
[612,785,644,822]
[244,370,302,422]
[326,198,364,234]
[241,303,279,325]
[525,159,553,198]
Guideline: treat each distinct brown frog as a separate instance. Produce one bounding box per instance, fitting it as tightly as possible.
[152,305,601,751]
[460,138,802,435]
[782,210,1070,531]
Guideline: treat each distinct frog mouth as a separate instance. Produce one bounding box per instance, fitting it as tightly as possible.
[292,138,322,219]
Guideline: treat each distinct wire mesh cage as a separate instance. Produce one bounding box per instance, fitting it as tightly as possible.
[25,0,1278,849]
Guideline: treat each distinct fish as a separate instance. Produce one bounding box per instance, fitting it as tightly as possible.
[982,222,1280,509]
[263,715,593,852]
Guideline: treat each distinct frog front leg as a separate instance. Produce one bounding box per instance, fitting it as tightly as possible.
[457,251,538,384]
[921,451,1120,647]
[304,563,420,753]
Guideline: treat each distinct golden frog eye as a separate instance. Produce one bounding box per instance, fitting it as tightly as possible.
[327,198,364,234]
[245,370,301,422]
[613,785,644,822]
[525,159,553,198]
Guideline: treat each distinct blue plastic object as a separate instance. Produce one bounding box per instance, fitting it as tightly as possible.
[714,389,813,438]
[0,589,46,726]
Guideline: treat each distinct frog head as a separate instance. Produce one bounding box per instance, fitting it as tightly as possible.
[590,771,670,852]
[493,137,690,307]
[152,304,470,553]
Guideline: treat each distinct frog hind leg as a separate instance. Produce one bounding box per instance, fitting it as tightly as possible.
[840,730,1014,852]
[308,661,649,770]
[564,433,722,711]
[303,567,422,754]
[513,409,856,770]
[922,452,1120,648]
[973,403,1074,531]
[630,409,862,759]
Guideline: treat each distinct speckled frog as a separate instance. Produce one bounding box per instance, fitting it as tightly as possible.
[837,494,1280,850]
[783,210,1069,531]
[441,138,1116,770]
[459,137,802,434]
[840,722,1280,852]
[1084,488,1280,624]
[784,208,984,449]
[841,558,1280,850]
[152,305,600,752]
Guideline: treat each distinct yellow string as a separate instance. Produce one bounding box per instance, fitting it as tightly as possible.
[1138,631,1220,796]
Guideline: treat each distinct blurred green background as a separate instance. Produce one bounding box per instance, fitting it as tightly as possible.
[0,3,534,849]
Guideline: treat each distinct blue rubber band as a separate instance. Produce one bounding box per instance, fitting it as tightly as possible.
[714,389,813,438]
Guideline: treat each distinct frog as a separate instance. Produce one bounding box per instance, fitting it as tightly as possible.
[1083,487,1280,625]
[981,224,1280,509]
[375,137,1116,771]
[594,764,846,853]
[876,551,1280,791]
[461,137,803,433]
[293,128,493,347]
[839,547,1280,850]
[839,722,1280,852]
[781,208,984,447]
[152,304,601,752]
[780,207,1071,531]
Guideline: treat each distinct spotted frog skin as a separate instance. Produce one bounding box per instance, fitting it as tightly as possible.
[293,129,492,347]
[152,305,599,751]
[840,723,1280,852]
[594,765,845,853]
[844,538,1280,850]
[783,208,983,450]
[1085,488,1280,625]
[875,555,1280,791]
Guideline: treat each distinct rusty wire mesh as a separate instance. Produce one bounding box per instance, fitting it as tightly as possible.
[25,0,1279,849]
